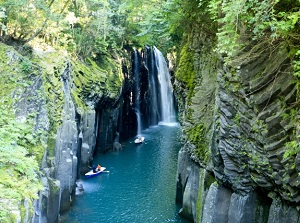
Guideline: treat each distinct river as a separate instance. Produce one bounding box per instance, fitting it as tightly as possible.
[61,123,190,223]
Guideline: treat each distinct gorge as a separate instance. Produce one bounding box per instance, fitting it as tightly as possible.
[1,0,300,223]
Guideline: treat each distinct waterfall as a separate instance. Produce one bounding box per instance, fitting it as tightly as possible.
[148,47,159,125]
[132,47,176,138]
[133,49,142,135]
[135,109,142,136]
[153,47,176,124]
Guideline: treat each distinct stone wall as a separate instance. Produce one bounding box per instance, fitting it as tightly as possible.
[175,24,300,223]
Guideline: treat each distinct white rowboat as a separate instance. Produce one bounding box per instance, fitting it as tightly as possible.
[134,136,145,144]
[85,167,107,178]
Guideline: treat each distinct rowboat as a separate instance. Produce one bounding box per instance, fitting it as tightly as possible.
[134,136,145,144]
[85,167,107,178]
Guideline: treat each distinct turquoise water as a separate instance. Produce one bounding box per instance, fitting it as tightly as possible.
[61,124,190,223]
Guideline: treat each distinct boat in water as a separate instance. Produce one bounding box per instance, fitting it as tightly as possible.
[85,167,107,178]
[134,136,145,144]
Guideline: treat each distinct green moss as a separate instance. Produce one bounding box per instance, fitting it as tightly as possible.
[196,171,216,223]
[48,178,60,194]
[47,136,56,157]
[31,51,66,133]
[8,213,17,223]
[70,56,123,111]
[205,174,217,190]
[283,140,300,159]
[176,40,196,99]
[71,59,106,110]
[186,122,210,163]
[196,174,204,223]
[0,208,10,223]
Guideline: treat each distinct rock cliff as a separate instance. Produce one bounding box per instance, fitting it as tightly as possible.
[0,42,131,222]
[175,18,300,223]
[1,42,167,222]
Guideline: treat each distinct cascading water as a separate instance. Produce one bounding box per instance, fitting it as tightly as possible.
[132,46,176,138]
[147,47,159,125]
[133,49,142,136]
[153,47,176,124]
[135,109,142,136]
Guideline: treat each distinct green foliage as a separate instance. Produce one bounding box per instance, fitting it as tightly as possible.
[293,50,300,77]
[284,139,300,159]
[0,0,49,40]
[21,59,32,73]
[233,112,241,124]
[0,0,127,61]
[0,6,6,33]
[0,43,44,221]
[186,122,209,162]
[1,0,299,68]
[118,0,210,52]
[208,0,300,67]
[0,107,43,222]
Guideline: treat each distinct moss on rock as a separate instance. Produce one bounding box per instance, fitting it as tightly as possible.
[70,56,123,112]
[186,122,210,163]
[176,40,196,99]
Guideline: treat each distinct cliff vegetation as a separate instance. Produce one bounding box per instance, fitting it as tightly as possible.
[0,0,125,220]
[172,0,300,221]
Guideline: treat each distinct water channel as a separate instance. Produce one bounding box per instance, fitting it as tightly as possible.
[61,124,190,223]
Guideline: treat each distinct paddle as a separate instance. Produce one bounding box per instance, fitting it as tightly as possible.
[102,170,110,173]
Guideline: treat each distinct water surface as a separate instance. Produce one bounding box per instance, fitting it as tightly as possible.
[62,124,190,223]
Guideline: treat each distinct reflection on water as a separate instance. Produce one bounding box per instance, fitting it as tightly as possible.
[61,124,190,223]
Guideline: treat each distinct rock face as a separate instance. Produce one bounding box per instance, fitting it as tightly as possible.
[0,43,132,222]
[175,21,300,223]
[7,44,168,222]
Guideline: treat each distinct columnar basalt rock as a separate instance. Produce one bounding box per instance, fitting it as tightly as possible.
[78,111,96,166]
[54,63,79,213]
[215,44,298,201]
[175,26,300,222]
[95,105,121,152]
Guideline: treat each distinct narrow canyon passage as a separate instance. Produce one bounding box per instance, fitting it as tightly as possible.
[61,124,190,223]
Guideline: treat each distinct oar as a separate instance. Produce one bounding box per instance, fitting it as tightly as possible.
[102,170,110,173]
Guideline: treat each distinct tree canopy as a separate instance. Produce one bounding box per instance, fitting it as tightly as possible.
[0,0,205,56]
[0,0,299,58]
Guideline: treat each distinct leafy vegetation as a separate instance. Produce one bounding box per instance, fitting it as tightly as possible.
[284,138,300,159]
[0,108,43,221]
[210,0,300,70]
[0,0,209,55]
[0,0,299,61]
[0,44,43,221]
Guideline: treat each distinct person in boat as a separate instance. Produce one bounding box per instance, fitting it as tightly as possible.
[96,164,102,172]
